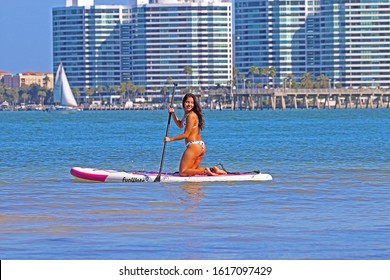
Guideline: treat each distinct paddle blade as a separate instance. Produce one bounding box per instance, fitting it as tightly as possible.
[154,174,161,182]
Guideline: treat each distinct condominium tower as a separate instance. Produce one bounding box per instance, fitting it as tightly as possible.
[52,0,233,93]
[53,0,130,90]
[235,0,390,88]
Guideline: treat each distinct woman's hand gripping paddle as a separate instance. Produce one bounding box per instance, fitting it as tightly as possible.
[154,83,177,182]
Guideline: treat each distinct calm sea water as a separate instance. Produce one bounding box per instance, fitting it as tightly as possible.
[0,109,389,260]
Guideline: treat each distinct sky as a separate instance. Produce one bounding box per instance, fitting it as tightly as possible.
[0,0,130,74]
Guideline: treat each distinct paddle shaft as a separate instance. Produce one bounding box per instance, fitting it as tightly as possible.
[155,83,177,182]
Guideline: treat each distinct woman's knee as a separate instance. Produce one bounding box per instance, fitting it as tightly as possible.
[179,167,193,177]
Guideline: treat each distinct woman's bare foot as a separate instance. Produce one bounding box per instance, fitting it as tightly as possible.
[211,166,227,175]
[203,168,218,176]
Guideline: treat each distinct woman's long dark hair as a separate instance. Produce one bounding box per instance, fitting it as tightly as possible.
[183,93,205,130]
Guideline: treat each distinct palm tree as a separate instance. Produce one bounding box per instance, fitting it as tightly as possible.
[166,77,173,85]
[6,88,18,105]
[119,82,127,98]
[317,74,328,88]
[301,72,313,89]
[21,93,29,103]
[184,65,192,88]
[38,90,46,105]
[18,84,29,100]
[260,68,269,88]
[113,85,120,94]
[233,67,239,87]
[137,86,145,98]
[72,88,80,97]
[268,67,276,89]
[0,84,5,102]
[84,87,95,104]
[160,85,168,103]
[120,81,134,100]
[283,73,295,90]
[129,83,137,99]
[248,66,259,89]
[104,85,111,95]
[245,80,252,90]
[43,74,51,89]
[286,74,294,88]
[239,74,246,90]
[115,85,125,103]
[26,84,41,104]
[95,86,104,101]
[72,88,80,103]
[46,88,54,104]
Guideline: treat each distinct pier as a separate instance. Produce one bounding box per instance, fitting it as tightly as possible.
[208,88,390,110]
[83,88,390,111]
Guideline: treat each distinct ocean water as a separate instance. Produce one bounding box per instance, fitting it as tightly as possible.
[0,109,389,260]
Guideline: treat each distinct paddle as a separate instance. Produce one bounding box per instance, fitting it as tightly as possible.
[154,82,178,182]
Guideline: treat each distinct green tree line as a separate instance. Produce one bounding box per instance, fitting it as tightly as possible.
[0,83,52,105]
[179,65,340,91]
[0,81,149,105]
[234,66,340,90]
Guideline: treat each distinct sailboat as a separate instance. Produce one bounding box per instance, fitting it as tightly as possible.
[49,63,82,112]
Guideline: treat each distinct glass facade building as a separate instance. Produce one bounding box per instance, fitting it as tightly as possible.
[52,4,130,90]
[53,0,232,93]
[235,0,390,88]
[129,0,233,93]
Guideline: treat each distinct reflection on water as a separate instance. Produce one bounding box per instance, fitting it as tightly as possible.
[181,183,205,203]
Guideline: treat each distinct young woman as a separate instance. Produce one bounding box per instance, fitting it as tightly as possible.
[164,93,226,176]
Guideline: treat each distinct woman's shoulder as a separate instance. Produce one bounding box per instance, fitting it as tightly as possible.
[188,111,199,120]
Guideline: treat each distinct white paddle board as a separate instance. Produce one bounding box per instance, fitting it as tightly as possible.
[70,167,273,183]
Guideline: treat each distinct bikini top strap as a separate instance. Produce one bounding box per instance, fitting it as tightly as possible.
[182,113,198,129]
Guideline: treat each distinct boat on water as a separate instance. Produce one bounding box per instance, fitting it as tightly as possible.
[48,63,82,112]
[70,167,273,183]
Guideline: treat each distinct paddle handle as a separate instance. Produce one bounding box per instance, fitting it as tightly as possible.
[155,83,177,182]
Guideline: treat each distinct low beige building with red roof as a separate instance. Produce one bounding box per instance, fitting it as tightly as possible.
[2,72,54,89]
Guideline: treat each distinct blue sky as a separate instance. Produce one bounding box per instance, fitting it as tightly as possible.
[0,0,129,74]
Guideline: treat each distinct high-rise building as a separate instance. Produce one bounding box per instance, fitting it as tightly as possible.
[53,0,233,94]
[128,0,233,93]
[235,0,390,89]
[66,0,94,7]
[53,0,130,91]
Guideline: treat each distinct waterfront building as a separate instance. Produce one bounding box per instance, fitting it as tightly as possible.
[66,0,94,6]
[128,0,233,93]
[53,0,232,94]
[235,0,390,89]
[0,71,12,84]
[53,0,130,91]
[2,72,54,90]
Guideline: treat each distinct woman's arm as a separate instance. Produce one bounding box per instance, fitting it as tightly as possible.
[169,107,184,129]
[165,113,196,142]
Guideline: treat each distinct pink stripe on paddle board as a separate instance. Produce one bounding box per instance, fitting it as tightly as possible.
[70,168,108,182]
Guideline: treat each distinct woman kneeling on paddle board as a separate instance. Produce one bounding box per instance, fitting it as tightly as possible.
[164,93,226,176]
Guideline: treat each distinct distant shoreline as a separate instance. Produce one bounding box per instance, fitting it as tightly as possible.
[2,88,390,111]
[1,103,389,112]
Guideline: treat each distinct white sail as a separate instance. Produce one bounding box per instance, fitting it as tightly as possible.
[54,63,78,107]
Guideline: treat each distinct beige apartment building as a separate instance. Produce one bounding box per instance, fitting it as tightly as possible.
[2,72,54,90]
